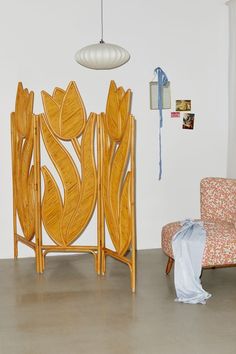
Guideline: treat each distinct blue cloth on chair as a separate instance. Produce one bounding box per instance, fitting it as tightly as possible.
[172,219,212,304]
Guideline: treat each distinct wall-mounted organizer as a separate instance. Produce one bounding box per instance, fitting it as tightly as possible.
[11,80,136,291]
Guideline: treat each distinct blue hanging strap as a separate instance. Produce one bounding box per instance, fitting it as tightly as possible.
[154,67,168,180]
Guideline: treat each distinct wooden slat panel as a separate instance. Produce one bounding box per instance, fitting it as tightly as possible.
[40,114,81,245]
[102,82,133,256]
[12,83,35,241]
[40,82,97,246]
[66,113,97,244]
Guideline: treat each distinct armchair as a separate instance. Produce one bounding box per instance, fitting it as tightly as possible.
[161,177,236,274]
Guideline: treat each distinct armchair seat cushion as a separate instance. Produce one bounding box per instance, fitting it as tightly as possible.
[161,220,236,267]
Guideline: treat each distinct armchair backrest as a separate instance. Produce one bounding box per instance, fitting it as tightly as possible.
[200,177,236,224]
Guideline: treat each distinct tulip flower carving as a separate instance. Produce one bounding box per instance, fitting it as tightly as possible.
[12,83,35,240]
[41,82,97,246]
[102,81,133,255]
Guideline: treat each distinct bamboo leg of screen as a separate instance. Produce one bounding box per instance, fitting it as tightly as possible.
[97,114,104,275]
[11,113,18,259]
[130,116,136,293]
[34,114,43,273]
[99,114,106,275]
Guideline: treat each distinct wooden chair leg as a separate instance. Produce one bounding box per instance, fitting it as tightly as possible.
[166,257,174,275]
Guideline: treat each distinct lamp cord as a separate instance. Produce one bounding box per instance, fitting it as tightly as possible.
[100,0,104,43]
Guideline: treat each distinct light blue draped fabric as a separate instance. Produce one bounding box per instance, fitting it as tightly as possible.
[172,220,212,304]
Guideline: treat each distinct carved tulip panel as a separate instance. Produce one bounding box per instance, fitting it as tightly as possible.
[102,81,133,256]
[40,82,97,246]
[12,83,35,241]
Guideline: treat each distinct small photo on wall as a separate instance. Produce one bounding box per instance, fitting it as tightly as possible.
[171,112,180,118]
[182,113,195,130]
[176,100,191,111]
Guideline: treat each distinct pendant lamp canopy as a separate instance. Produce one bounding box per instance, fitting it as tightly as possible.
[75,0,130,70]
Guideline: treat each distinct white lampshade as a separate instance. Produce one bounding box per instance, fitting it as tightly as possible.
[75,42,130,70]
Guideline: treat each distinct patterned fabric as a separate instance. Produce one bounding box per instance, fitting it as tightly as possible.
[200,177,236,224]
[162,178,236,267]
[162,220,236,266]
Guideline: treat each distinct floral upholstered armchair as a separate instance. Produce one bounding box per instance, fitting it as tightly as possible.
[161,178,236,274]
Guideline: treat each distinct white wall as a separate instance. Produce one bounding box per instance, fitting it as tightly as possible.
[227,0,236,178]
[0,0,228,258]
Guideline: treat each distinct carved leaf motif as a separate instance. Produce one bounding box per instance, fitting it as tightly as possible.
[105,81,131,142]
[105,81,121,141]
[42,82,86,141]
[15,83,34,138]
[117,86,125,100]
[27,166,35,237]
[41,167,64,246]
[101,116,118,245]
[15,83,26,137]
[20,122,35,240]
[119,90,131,136]
[20,114,34,211]
[119,172,132,256]
[53,88,65,106]
[25,92,34,139]
[14,133,26,235]
[13,84,35,241]
[41,115,81,245]
[60,81,86,139]
[41,92,60,136]
[65,113,97,244]
[15,136,27,236]
[109,117,131,250]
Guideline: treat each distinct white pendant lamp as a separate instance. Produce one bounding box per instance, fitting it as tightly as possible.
[75,0,130,70]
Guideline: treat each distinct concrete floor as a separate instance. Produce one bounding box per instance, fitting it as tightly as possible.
[0,249,236,354]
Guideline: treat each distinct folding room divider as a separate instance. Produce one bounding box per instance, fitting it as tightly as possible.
[11,80,136,291]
